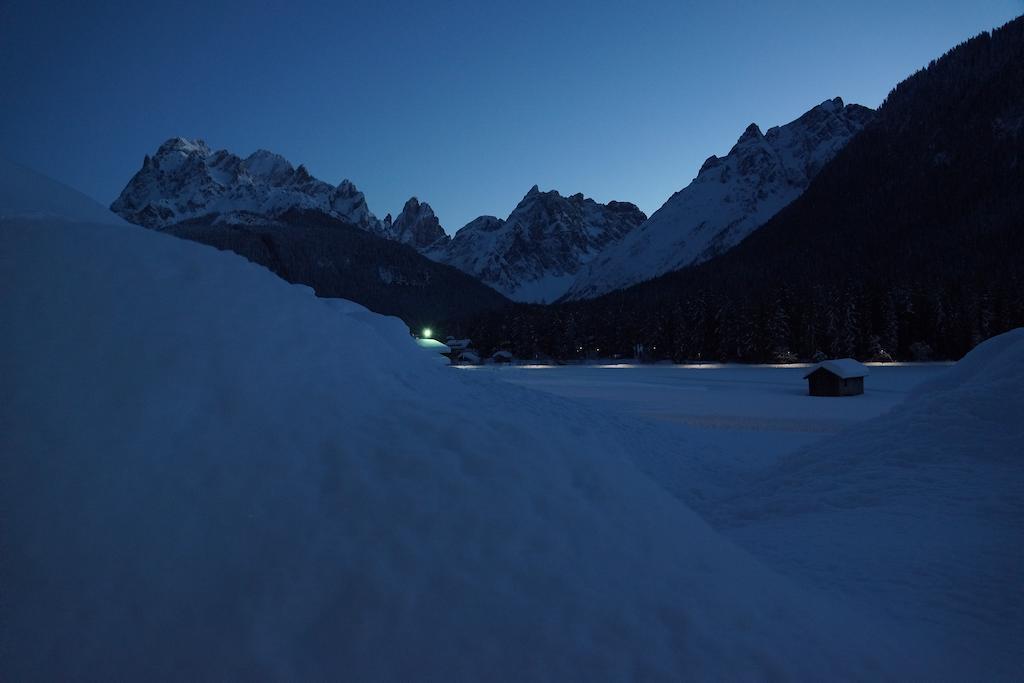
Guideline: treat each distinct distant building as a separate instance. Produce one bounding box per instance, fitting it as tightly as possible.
[415,337,451,365]
[446,337,472,352]
[445,338,482,365]
[803,358,869,396]
[491,350,514,364]
[457,350,481,365]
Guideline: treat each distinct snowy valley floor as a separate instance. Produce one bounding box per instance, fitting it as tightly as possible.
[2,217,1021,680]
[473,361,948,465]
[473,362,959,512]
[466,361,1024,678]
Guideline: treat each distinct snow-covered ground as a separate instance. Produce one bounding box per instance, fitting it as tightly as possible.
[2,164,1021,679]
[471,362,951,489]
[466,359,1023,679]
[481,362,946,435]
[0,217,917,680]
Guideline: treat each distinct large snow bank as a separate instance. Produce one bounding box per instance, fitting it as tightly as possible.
[1,215,921,680]
[716,329,1024,679]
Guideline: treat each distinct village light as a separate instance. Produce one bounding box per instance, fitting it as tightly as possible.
[422,327,433,338]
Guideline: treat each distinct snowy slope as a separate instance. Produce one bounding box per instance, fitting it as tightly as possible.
[0,156,125,224]
[565,98,874,300]
[495,346,1024,678]
[111,138,388,233]
[432,186,647,303]
[713,329,1024,679]
[2,176,928,679]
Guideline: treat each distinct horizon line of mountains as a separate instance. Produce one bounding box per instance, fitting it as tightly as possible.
[108,15,1023,361]
[111,96,873,306]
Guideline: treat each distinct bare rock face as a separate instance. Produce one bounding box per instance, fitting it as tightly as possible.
[386,197,449,250]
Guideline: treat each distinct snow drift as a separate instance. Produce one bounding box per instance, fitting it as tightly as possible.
[3,161,1019,679]
[716,329,1024,679]
[3,220,911,678]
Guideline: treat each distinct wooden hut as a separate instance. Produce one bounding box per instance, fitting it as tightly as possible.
[803,358,869,396]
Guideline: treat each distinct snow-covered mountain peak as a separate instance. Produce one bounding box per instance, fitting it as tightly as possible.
[111,138,387,232]
[737,123,764,144]
[336,178,358,194]
[564,98,875,300]
[386,196,449,250]
[429,186,647,302]
[157,136,211,157]
[145,137,213,175]
[819,95,845,112]
[451,215,504,239]
[326,177,379,231]
[242,149,294,180]
[699,154,722,173]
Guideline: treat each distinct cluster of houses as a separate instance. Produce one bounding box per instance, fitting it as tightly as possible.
[446,338,515,365]
[414,334,515,366]
[444,338,480,365]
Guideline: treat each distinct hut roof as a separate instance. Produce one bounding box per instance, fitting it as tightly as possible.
[416,338,451,354]
[803,358,869,380]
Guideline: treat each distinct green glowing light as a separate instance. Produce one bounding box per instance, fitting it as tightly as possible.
[422,327,433,338]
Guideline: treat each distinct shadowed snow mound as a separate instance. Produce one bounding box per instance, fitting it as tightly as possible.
[1,217,921,680]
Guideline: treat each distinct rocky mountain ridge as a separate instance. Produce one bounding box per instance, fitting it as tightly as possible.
[564,97,876,300]
[111,138,388,234]
[431,186,647,303]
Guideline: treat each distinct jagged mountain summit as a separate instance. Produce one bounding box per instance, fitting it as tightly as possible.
[111,101,868,310]
[447,17,1024,363]
[431,185,647,303]
[384,197,449,250]
[111,138,388,233]
[110,138,510,326]
[564,98,875,300]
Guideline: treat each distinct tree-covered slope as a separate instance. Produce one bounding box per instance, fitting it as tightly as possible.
[444,17,1024,362]
[164,209,510,330]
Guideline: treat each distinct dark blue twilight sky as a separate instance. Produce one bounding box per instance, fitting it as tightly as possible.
[1,1,1020,231]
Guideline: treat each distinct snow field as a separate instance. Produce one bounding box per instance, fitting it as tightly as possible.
[2,163,1019,679]
[479,339,1023,678]
[1,218,928,680]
